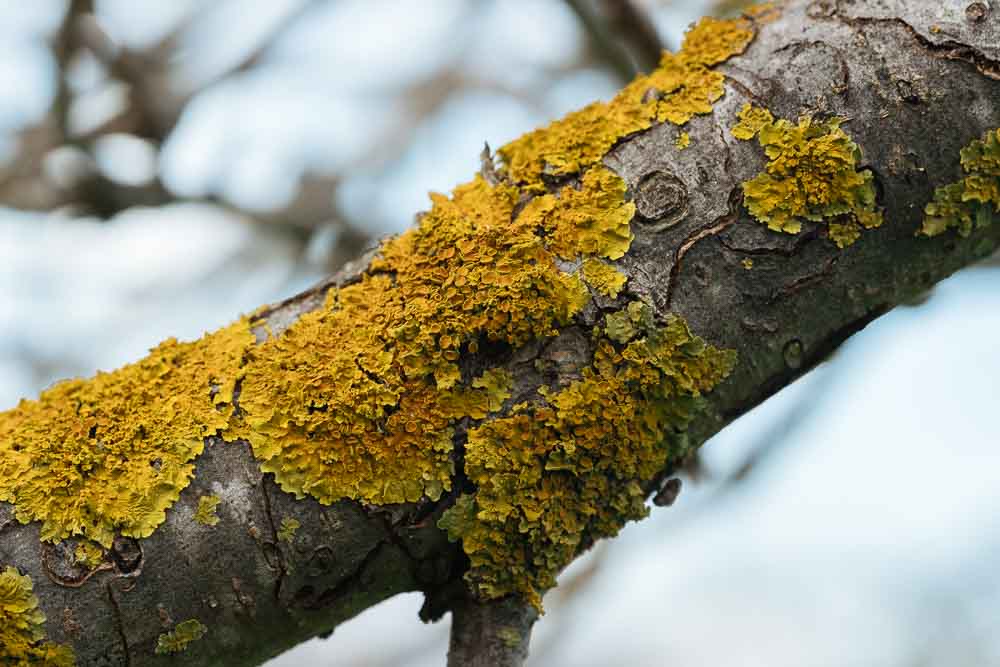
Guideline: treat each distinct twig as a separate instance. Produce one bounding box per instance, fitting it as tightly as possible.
[564,0,665,81]
[447,595,538,667]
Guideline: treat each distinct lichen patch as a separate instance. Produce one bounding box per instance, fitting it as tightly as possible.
[498,16,756,191]
[920,128,1000,237]
[194,495,221,527]
[439,305,735,607]
[735,109,883,247]
[0,322,253,547]
[155,618,207,655]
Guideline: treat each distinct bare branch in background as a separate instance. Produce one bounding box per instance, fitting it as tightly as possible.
[564,0,666,81]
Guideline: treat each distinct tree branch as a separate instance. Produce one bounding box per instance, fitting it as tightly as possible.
[564,0,666,79]
[1,2,998,665]
[447,596,538,667]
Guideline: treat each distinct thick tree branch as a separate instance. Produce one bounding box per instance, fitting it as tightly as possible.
[1,2,999,665]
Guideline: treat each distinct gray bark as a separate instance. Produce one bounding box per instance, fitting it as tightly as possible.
[447,596,537,667]
[2,1,999,665]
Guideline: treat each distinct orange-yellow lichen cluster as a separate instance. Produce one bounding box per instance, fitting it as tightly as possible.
[580,258,628,298]
[439,303,735,606]
[733,105,883,248]
[0,323,251,547]
[0,567,75,666]
[921,128,1000,237]
[498,16,756,191]
[232,170,634,506]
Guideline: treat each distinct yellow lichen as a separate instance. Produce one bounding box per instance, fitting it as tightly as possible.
[517,167,636,261]
[232,173,593,506]
[580,258,628,298]
[194,495,220,527]
[73,542,104,569]
[0,321,252,547]
[277,517,300,543]
[741,258,754,269]
[498,16,755,191]
[739,114,883,247]
[155,618,207,655]
[731,102,773,140]
[920,128,1000,237]
[0,567,75,666]
[439,305,735,607]
[675,132,691,150]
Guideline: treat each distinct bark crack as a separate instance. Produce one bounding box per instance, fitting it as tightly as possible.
[831,7,1000,80]
[258,475,286,602]
[300,540,387,611]
[665,186,743,309]
[106,582,131,667]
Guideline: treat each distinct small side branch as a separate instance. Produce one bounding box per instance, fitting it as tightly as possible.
[447,595,539,667]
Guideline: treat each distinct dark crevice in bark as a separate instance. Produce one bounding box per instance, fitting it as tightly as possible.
[665,186,743,309]
[258,474,286,602]
[831,7,1000,80]
[106,582,131,667]
[299,540,386,611]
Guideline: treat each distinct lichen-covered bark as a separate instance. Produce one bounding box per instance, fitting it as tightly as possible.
[1,1,999,665]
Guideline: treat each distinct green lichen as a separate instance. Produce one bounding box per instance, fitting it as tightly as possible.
[498,15,756,191]
[0,566,76,666]
[194,495,220,527]
[155,618,207,655]
[439,304,735,608]
[736,109,883,247]
[0,323,252,547]
[920,128,1000,237]
[496,626,522,648]
[277,517,300,543]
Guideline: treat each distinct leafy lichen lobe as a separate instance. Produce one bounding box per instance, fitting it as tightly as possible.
[734,105,883,248]
[581,258,628,298]
[921,128,1000,237]
[194,495,221,527]
[277,517,300,543]
[0,567,75,666]
[155,618,207,655]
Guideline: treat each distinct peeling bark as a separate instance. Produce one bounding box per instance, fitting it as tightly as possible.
[2,1,999,665]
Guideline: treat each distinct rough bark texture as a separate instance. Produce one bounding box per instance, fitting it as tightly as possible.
[2,1,999,665]
[446,596,537,667]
